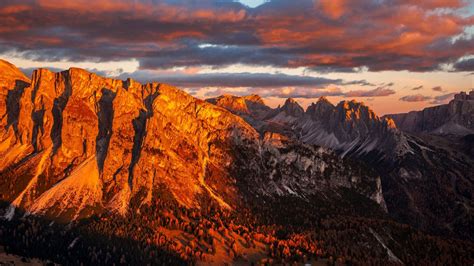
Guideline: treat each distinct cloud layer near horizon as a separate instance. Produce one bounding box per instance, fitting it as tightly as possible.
[0,0,472,73]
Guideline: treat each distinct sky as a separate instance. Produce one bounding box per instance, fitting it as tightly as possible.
[0,0,473,115]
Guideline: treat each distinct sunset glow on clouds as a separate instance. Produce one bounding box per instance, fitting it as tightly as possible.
[0,0,472,114]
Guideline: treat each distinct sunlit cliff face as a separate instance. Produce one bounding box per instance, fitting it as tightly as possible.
[1,60,387,223]
[0,60,258,219]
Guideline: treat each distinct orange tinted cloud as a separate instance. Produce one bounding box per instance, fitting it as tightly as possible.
[317,0,348,19]
[0,4,31,14]
[0,0,471,73]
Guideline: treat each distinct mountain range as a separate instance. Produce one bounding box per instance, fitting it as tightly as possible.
[0,60,473,264]
[208,92,474,241]
[385,91,474,136]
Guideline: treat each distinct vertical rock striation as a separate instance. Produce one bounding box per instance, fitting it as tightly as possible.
[0,61,385,222]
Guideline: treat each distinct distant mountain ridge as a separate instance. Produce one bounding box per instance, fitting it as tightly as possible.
[384,90,474,136]
[0,59,384,220]
[207,93,474,241]
[209,94,404,158]
[0,59,473,264]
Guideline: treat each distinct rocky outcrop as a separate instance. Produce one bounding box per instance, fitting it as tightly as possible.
[206,94,272,120]
[385,90,474,136]
[0,66,259,219]
[0,61,385,222]
[208,93,474,241]
[306,97,334,121]
[256,97,404,158]
[0,59,30,149]
[206,94,251,115]
[279,98,304,118]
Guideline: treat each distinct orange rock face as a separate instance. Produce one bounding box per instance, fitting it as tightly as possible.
[0,62,261,220]
[0,60,384,222]
[0,60,30,150]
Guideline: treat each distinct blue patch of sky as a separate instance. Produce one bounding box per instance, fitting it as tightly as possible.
[236,0,266,8]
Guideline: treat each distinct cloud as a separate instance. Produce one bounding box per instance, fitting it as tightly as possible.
[201,85,399,99]
[0,0,472,72]
[116,71,351,88]
[431,86,443,92]
[399,94,432,102]
[453,58,474,72]
[344,86,396,97]
[338,79,375,86]
[12,63,397,100]
[317,0,348,19]
[202,86,345,99]
[430,92,456,104]
[248,87,344,99]
[411,85,423,90]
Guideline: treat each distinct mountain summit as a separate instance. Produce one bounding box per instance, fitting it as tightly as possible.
[280,98,305,117]
[208,93,474,242]
[0,61,473,264]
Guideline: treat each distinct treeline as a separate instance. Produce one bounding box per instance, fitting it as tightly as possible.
[0,210,184,265]
[1,189,473,265]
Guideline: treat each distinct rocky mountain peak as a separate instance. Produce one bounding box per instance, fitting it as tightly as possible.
[206,91,473,245]
[206,94,272,123]
[318,96,331,103]
[243,94,265,104]
[0,60,31,142]
[0,64,268,219]
[454,90,474,101]
[336,100,378,122]
[0,59,30,86]
[306,97,335,120]
[383,117,397,129]
[1,61,472,263]
[281,97,304,117]
[206,94,250,115]
[1,62,386,224]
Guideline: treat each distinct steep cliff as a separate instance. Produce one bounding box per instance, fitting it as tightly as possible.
[1,61,472,265]
[208,93,474,241]
[0,61,384,222]
[385,91,474,136]
[0,59,30,153]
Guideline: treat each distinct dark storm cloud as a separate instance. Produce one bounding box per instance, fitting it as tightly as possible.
[0,0,472,72]
[453,58,474,72]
